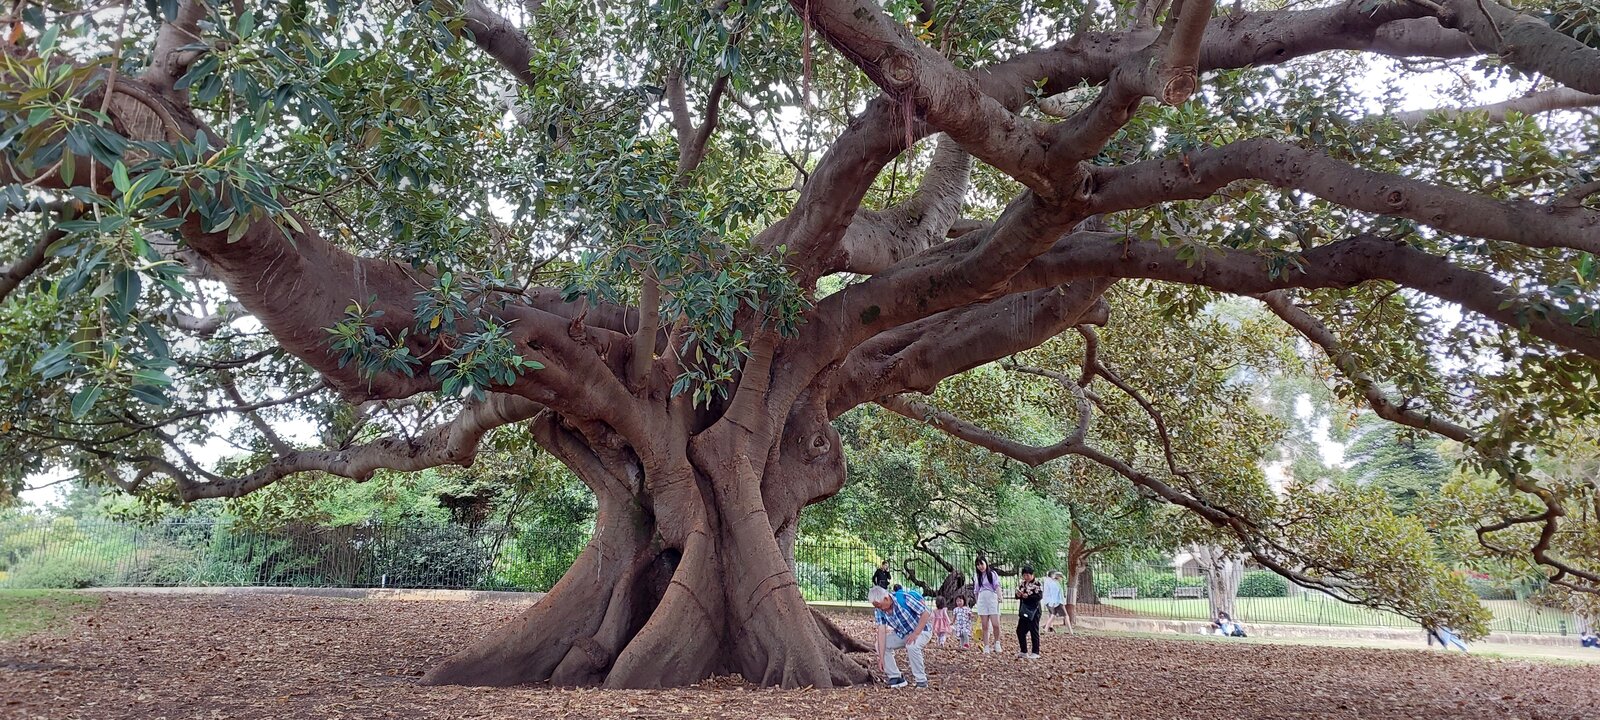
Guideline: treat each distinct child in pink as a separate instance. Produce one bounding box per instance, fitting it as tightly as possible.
[931,596,953,646]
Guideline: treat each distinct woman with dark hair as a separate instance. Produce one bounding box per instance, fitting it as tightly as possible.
[973,557,1003,653]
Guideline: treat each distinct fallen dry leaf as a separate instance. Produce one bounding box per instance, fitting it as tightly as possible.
[0,594,1595,719]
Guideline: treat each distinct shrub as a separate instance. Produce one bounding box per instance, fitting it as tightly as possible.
[5,544,118,588]
[795,560,841,601]
[1466,577,1516,601]
[117,544,201,586]
[1092,571,1121,597]
[1131,570,1178,598]
[204,527,312,585]
[1238,570,1289,598]
[495,529,589,591]
[794,532,877,602]
[368,523,489,588]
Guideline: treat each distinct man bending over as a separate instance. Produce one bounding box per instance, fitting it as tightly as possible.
[869,585,932,689]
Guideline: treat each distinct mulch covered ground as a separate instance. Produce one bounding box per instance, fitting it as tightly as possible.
[2,594,1596,719]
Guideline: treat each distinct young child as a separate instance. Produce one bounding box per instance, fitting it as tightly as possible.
[951,595,974,649]
[1015,566,1044,658]
[931,596,953,646]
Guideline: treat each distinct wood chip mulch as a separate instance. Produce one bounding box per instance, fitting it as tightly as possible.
[2,593,1597,719]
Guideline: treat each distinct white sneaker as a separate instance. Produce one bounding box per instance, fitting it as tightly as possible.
[1015,652,1027,659]
[1027,653,1041,659]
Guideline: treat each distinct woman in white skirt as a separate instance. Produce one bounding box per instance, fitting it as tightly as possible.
[972,557,1003,652]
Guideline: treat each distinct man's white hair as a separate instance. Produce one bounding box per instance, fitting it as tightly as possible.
[868,586,891,604]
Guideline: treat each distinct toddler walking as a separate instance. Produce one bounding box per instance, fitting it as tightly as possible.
[951,595,974,649]
[931,596,953,646]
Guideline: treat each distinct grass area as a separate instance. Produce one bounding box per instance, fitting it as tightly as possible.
[1105,596,1577,634]
[1079,627,1600,665]
[0,590,101,641]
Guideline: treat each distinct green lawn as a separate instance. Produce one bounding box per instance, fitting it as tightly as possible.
[0,590,101,641]
[1104,596,1577,634]
[1080,627,1600,664]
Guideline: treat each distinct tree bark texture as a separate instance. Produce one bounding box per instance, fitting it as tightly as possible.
[1194,544,1243,620]
[422,416,872,689]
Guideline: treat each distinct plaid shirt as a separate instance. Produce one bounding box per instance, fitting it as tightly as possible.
[874,588,926,638]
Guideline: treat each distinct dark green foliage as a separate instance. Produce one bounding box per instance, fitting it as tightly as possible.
[1344,417,1452,515]
[1238,570,1291,598]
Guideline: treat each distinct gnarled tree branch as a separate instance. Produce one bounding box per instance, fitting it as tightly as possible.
[174,393,543,500]
[1436,0,1600,95]
[829,134,973,275]
[1090,137,1600,255]
[1386,86,1600,127]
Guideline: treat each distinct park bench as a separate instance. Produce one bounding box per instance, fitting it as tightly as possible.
[1109,587,1138,599]
[1173,586,1206,599]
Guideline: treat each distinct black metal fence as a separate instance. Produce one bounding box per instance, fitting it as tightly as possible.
[1,516,1583,635]
[791,541,1582,636]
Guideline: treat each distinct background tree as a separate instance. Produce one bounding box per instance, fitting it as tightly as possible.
[3,0,1600,689]
[1343,414,1452,515]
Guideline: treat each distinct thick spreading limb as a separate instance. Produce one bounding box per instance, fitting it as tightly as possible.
[774,0,1480,285]
[1048,0,1215,162]
[1436,0,1600,95]
[1089,138,1600,255]
[139,0,207,94]
[1001,232,1600,359]
[789,0,1062,195]
[829,279,1112,415]
[172,394,542,500]
[830,135,973,275]
[458,0,543,90]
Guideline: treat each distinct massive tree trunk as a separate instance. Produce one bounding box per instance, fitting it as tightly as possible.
[1193,545,1243,621]
[1063,533,1108,621]
[1076,566,1100,606]
[1064,537,1085,622]
[420,407,872,689]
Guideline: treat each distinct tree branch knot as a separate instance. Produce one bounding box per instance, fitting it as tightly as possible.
[882,52,919,90]
[1160,68,1199,105]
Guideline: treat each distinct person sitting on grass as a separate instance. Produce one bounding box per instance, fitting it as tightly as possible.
[870,585,933,689]
[1211,611,1246,637]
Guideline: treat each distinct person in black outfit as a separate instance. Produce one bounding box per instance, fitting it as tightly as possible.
[1014,565,1044,658]
[873,560,892,590]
